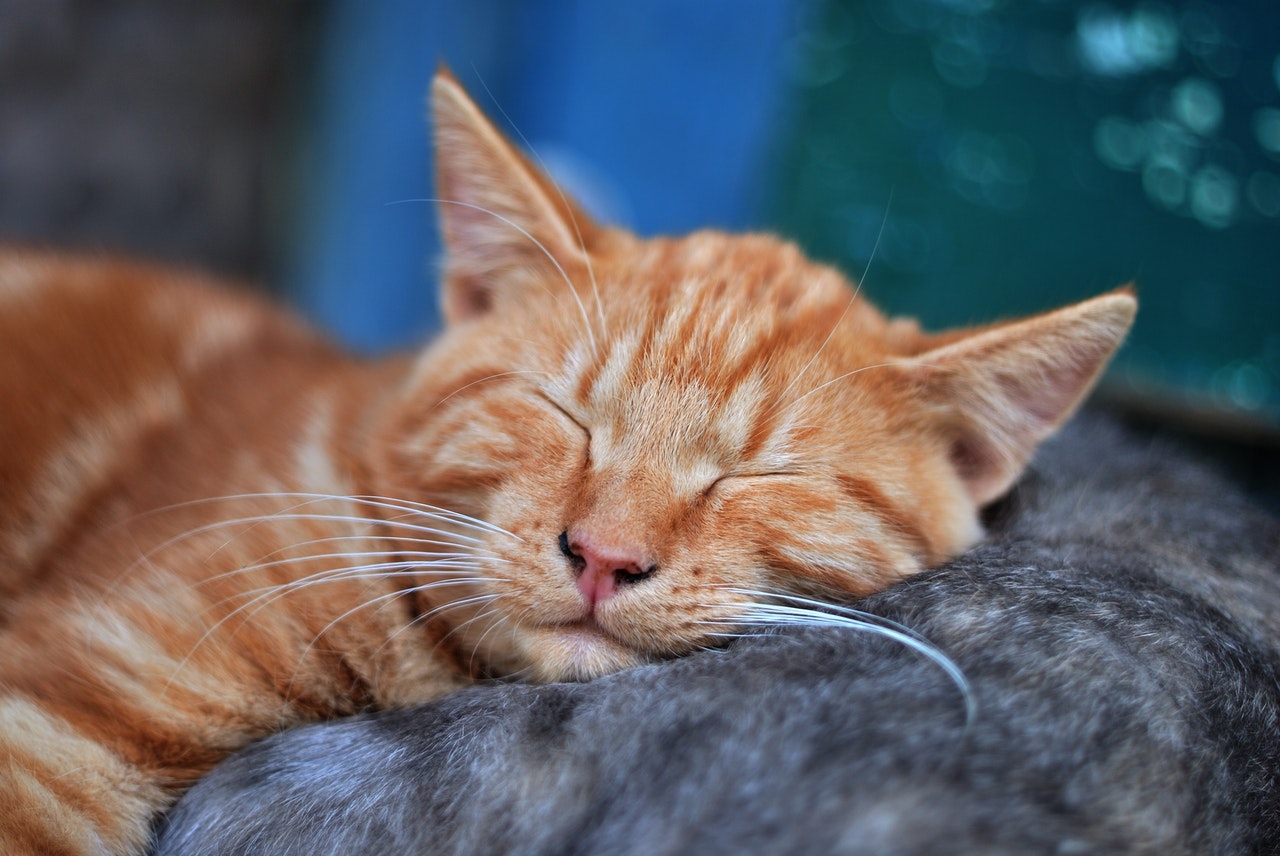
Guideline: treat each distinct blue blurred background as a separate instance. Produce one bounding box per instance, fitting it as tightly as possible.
[0,0,1276,440]
[283,0,801,351]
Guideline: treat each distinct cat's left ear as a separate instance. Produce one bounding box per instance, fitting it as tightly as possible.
[910,288,1137,505]
[430,69,599,324]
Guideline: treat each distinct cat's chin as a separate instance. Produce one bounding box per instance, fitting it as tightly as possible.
[517,620,649,683]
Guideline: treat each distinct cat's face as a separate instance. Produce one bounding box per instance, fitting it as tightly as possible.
[370,72,1135,682]
[379,230,979,681]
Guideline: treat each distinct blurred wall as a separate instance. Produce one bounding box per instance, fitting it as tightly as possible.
[0,0,307,278]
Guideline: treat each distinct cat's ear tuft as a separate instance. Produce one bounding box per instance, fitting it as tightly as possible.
[430,70,598,325]
[913,288,1137,505]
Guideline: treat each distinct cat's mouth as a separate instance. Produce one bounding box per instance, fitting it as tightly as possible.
[554,617,612,642]
[517,615,646,682]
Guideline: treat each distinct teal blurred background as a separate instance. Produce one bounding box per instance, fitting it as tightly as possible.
[770,0,1280,431]
[282,0,1279,432]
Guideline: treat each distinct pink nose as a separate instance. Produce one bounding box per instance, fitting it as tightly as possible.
[560,531,655,608]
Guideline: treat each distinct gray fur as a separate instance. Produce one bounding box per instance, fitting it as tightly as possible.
[153,413,1280,855]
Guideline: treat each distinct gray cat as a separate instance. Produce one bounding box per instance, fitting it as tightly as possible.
[153,412,1280,855]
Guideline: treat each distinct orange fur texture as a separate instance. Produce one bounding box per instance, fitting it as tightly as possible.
[0,72,1135,854]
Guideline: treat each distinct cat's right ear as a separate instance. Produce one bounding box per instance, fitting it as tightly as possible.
[908,289,1137,506]
[430,69,598,324]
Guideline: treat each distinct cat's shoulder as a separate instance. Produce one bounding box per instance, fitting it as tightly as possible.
[0,247,334,599]
[0,245,335,400]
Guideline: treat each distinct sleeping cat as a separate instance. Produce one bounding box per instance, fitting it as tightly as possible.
[0,71,1133,855]
[154,411,1280,855]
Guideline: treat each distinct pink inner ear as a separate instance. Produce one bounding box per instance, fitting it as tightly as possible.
[443,273,494,323]
[918,290,1137,506]
[942,354,1115,505]
[948,434,1008,505]
[431,76,598,329]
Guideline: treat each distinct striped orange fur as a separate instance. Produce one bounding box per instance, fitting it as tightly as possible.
[0,71,1135,853]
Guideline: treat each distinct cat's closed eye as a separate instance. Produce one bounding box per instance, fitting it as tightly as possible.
[541,395,591,439]
[703,471,799,498]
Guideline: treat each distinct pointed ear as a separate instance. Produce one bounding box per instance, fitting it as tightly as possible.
[912,288,1137,505]
[430,69,598,324]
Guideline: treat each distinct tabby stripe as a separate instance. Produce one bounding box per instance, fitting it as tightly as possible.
[835,473,931,560]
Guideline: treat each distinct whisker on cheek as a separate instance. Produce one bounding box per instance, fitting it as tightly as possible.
[129,488,519,692]
[281,579,500,698]
[196,551,497,589]
[701,586,974,726]
[372,587,505,664]
[416,594,508,649]
[127,512,489,589]
[197,564,496,623]
[126,492,522,581]
[168,556,506,692]
[252,532,511,564]
[133,491,521,543]
[466,608,512,677]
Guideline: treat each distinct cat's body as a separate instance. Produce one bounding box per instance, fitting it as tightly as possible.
[156,413,1280,855]
[1,73,1135,854]
[0,252,464,853]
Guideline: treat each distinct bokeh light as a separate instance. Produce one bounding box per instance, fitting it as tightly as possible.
[774,0,1280,421]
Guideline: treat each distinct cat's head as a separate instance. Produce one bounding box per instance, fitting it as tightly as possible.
[371,71,1135,683]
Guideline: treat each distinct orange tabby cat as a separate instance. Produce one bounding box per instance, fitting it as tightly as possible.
[0,71,1135,854]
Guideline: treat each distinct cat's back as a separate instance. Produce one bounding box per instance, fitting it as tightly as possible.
[0,248,337,604]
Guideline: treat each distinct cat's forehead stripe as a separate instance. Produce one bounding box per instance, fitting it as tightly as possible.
[721,374,772,460]
[587,326,643,410]
[564,320,778,473]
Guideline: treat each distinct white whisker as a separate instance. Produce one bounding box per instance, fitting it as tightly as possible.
[770,192,893,417]
[706,587,974,726]
[423,594,503,630]
[129,510,492,584]
[374,587,505,664]
[357,494,522,541]
[239,533,504,564]
[129,492,522,548]
[199,554,493,588]
[295,571,508,661]
[166,550,505,689]
[390,197,598,353]
[780,361,911,415]
[282,583,452,699]
[175,580,506,700]
[434,369,552,410]
[420,596,510,667]
[218,559,505,608]
[465,606,511,676]
[468,70,607,340]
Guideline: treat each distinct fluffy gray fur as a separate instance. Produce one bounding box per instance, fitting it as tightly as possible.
[152,412,1280,855]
